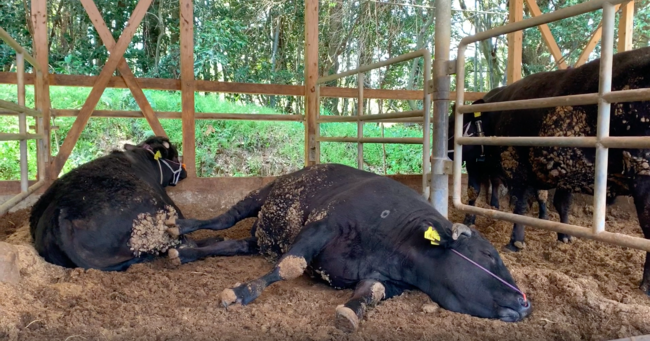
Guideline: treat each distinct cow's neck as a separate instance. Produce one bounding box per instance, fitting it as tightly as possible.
[125,150,167,189]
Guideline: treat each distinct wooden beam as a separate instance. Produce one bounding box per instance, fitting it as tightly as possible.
[617,1,634,52]
[507,0,523,84]
[575,4,622,67]
[0,72,488,102]
[50,0,153,177]
[53,109,304,121]
[523,0,567,69]
[31,0,51,181]
[304,0,319,166]
[80,0,166,137]
[180,0,196,177]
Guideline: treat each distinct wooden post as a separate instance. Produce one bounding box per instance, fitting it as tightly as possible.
[507,0,523,84]
[523,0,567,69]
[50,0,153,177]
[304,0,319,166]
[617,1,634,52]
[80,0,167,138]
[31,0,51,180]
[180,0,196,177]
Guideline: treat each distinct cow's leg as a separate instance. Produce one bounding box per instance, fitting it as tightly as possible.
[220,220,334,307]
[168,238,258,265]
[463,173,482,226]
[335,279,385,332]
[632,176,650,295]
[553,188,573,243]
[489,177,501,209]
[505,186,529,252]
[168,185,271,237]
[536,190,549,220]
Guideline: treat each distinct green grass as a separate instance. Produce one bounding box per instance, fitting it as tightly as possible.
[0,84,428,180]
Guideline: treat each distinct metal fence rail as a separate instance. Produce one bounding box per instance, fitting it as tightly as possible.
[452,0,650,251]
[316,49,432,198]
[0,27,46,216]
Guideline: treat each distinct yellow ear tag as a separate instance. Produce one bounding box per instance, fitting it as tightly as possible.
[154,150,162,160]
[424,226,441,246]
[474,112,482,118]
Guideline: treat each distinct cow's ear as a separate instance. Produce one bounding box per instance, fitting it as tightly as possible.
[124,143,137,151]
[423,222,453,247]
[451,223,472,241]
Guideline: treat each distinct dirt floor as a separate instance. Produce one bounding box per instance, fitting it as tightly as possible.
[2,191,650,341]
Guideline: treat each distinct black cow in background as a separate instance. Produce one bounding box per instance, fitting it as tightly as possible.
[447,96,554,246]
[167,164,531,331]
[458,47,650,294]
[30,136,191,271]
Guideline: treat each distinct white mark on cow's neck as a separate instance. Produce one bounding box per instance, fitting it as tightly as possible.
[381,210,390,218]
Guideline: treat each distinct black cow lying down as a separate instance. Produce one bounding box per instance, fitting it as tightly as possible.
[167,164,531,331]
[30,136,189,271]
[456,47,650,293]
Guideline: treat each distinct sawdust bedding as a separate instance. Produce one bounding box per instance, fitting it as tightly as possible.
[1,193,650,341]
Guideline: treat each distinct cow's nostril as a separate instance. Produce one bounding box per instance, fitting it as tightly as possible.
[518,296,529,308]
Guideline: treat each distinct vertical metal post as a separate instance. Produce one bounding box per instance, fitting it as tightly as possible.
[431,0,451,217]
[17,53,28,193]
[423,56,432,199]
[357,73,364,169]
[593,2,615,234]
[453,45,468,208]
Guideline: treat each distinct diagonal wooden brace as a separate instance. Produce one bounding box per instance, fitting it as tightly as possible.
[80,0,166,138]
[575,4,622,67]
[50,0,153,177]
[523,0,567,69]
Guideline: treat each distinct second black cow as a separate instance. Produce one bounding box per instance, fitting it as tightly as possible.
[455,47,650,295]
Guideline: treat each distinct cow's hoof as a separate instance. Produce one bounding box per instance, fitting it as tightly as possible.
[168,249,181,266]
[166,227,180,238]
[221,288,239,308]
[165,217,176,227]
[558,235,573,244]
[335,305,359,333]
[503,242,525,252]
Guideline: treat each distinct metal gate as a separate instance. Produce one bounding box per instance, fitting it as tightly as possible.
[315,49,433,199]
[452,0,650,251]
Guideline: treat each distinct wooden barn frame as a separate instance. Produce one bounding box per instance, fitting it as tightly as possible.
[0,0,640,239]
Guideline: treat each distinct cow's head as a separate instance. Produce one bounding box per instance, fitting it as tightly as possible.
[412,220,531,322]
[447,99,486,162]
[125,136,188,187]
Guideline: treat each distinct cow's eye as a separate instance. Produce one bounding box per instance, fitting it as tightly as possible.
[482,251,494,260]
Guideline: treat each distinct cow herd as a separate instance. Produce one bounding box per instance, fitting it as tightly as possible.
[25,47,650,332]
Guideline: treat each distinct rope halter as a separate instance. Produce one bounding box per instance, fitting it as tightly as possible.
[142,144,185,186]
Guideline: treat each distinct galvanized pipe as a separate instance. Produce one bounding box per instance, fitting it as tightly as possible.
[602,137,650,149]
[453,44,468,210]
[422,54,432,201]
[452,201,650,252]
[317,110,425,123]
[0,179,46,216]
[459,0,628,46]
[603,88,650,103]
[430,0,451,215]
[456,136,598,148]
[17,53,28,193]
[317,136,424,144]
[357,73,364,169]
[317,49,430,84]
[457,93,600,114]
[592,1,616,235]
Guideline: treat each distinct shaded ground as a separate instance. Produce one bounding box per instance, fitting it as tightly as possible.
[1,192,650,341]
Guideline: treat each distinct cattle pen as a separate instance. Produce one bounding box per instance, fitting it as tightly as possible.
[2,0,650,340]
